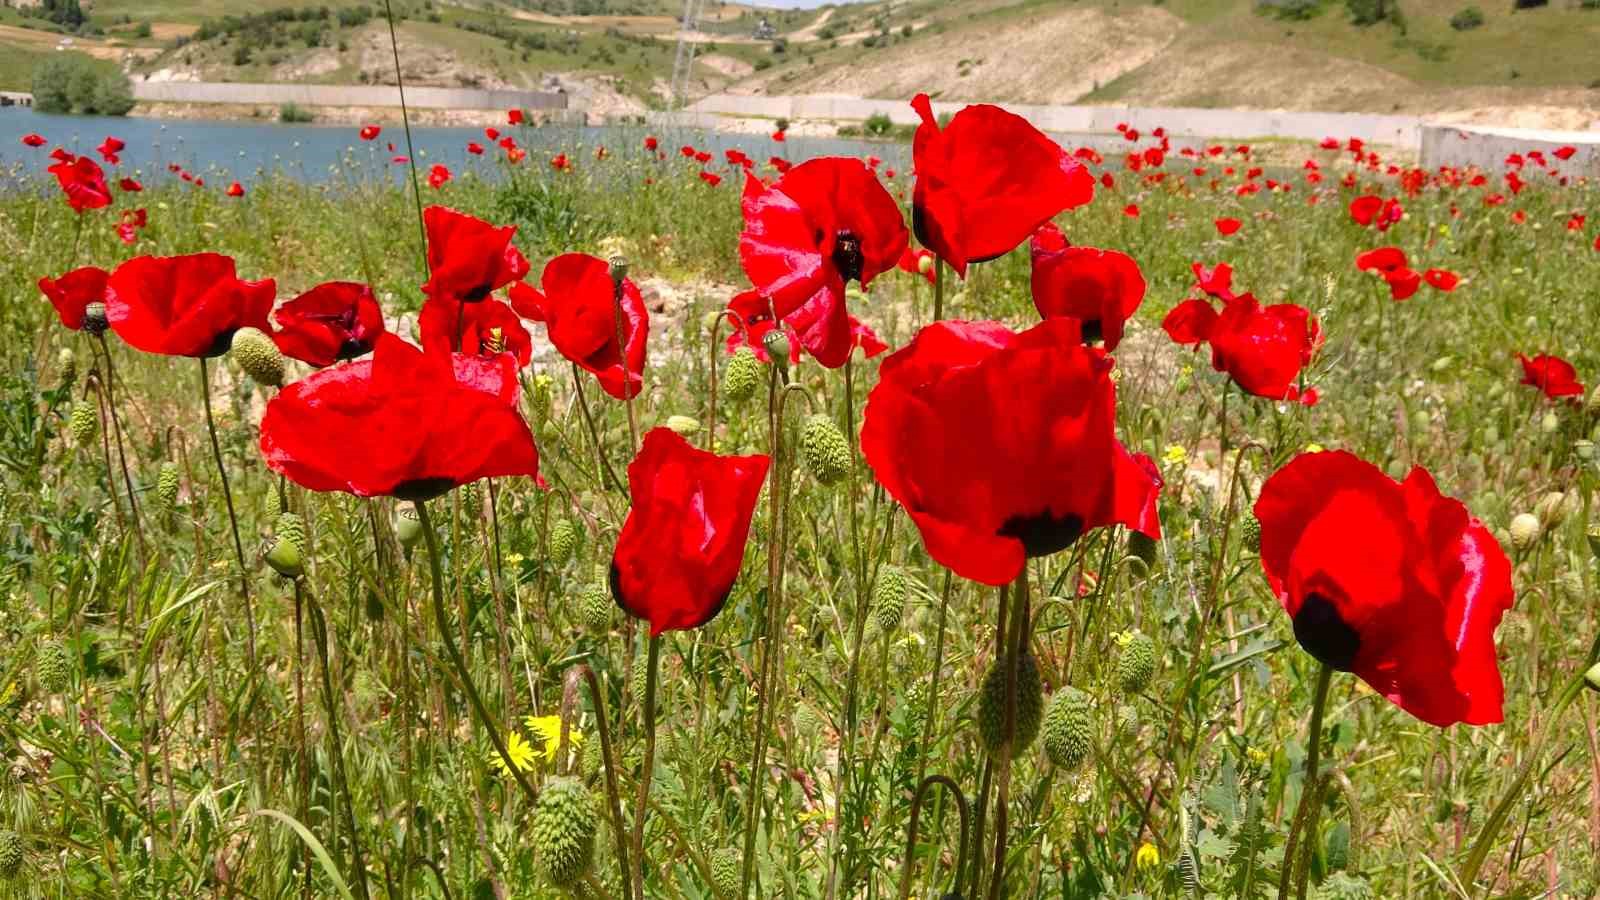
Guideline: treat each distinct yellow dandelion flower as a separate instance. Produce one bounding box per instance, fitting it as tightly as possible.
[489,730,536,776]
[1135,841,1160,870]
[525,714,583,763]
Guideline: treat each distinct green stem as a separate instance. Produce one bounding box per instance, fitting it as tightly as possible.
[198,355,257,672]
[932,257,945,323]
[572,362,623,491]
[986,566,1030,900]
[414,498,539,804]
[1278,663,1333,900]
[380,0,429,271]
[95,334,146,561]
[303,582,373,900]
[630,634,662,900]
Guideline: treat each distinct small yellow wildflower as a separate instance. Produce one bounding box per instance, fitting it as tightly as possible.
[1162,444,1188,467]
[1246,746,1268,767]
[505,552,526,566]
[1304,442,1325,453]
[489,730,536,776]
[1135,841,1160,870]
[525,714,583,763]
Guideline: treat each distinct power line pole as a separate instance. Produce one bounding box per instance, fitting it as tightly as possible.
[669,0,702,109]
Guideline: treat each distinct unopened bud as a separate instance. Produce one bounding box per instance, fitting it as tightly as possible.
[229,326,284,387]
[762,330,791,377]
[1586,661,1600,693]
[917,253,935,275]
[1509,513,1541,552]
[56,347,76,386]
[665,415,700,436]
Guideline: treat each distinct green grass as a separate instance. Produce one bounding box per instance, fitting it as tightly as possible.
[0,43,51,92]
[2,125,1600,899]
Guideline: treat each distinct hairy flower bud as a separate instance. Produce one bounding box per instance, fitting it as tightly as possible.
[230,326,284,387]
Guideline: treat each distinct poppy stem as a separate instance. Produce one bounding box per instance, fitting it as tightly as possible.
[414,499,540,805]
[302,581,373,900]
[932,257,945,323]
[986,566,1031,900]
[571,664,633,896]
[609,258,639,457]
[380,0,429,274]
[914,570,954,797]
[629,634,662,900]
[1277,662,1333,900]
[197,356,258,673]
[85,373,129,550]
[897,774,971,900]
[572,362,623,491]
[95,334,147,563]
[831,354,873,895]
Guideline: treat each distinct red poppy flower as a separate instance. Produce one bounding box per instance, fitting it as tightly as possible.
[909,93,1093,277]
[38,266,108,331]
[1516,352,1584,400]
[1191,261,1234,300]
[485,127,500,142]
[21,133,46,148]
[1554,145,1576,161]
[1594,232,1600,253]
[1349,194,1402,230]
[897,246,936,284]
[644,135,659,151]
[116,208,147,245]
[420,205,529,306]
[1423,268,1459,292]
[1214,217,1242,236]
[723,290,886,364]
[48,153,112,213]
[119,177,142,192]
[226,182,245,197]
[273,281,386,367]
[1255,450,1513,727]
[359,125,381,141]
[261,333,539,500]
[1566,214,1585,232]
[772,130,786,143]
[1163,292,1321,405]
[467,142,485,155]
[391,156,409,165]
[1028,222,1145,351]
[95,136,125,166]
[510,253,648,399]
[105,253,275,358]
[551,152,571,172]
[737,157,907,368]
[508,108,525,125]
[428,164,451,189]
[861,318,1161,586]
[1123,203,1139,217]
[1355,246,1406,274]
[420,296,532,367]
[699,170,722,187]
[609,428,770,636]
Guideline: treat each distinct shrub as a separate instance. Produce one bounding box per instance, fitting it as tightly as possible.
[280,102,316,123]
[1259,0,1325,20]
[864,112,893,136]
[31,52,135,116]
[1450,5,1485,27]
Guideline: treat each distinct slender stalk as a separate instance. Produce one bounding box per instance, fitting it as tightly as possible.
[898,775,971,900]
[95,334,146,560]
[414,498,539,803]
[932,257,945,323]
[573,664,632,895]
[303,582,373,900]
[987,567,1030,900]
[610,261,639,455]
[198,356,257,671]
[380,0,428,266]
[87,374,129,544]
[1278,663,1333,900]
[630,635,663,900]
[572,362,622,491]
[915,570,954,789]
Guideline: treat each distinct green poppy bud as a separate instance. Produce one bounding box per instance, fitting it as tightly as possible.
[799,414,851,486]
[871,565,909,633]
[710,847,741,897]
[1588,524,1600,559]
[665,414,701,436]
[395,508,423,550]
[607,255,630,285]
[156,462,181,513]
[265,537,304,579]
[1589,386,1600,416]
[0,829,23,881]
[1509,513,1542,552]
[1239,515,1262,553]
[69,399,97,445]
[1041,686,1093,770]
[34,640,71,694]
[229,326,284,387]
[56,347,76,387]
[976,653,1043,754]
[531,776,596,888]
[762,330,791,377]
[548,519,580,566]
[1584,661,1600,693]
[1534,491,1573,529]
[579,580,612,632]
[1117,632,1157,695]
[917,253,935,275]
[1541,411,1560,434]
[722,347,762,404]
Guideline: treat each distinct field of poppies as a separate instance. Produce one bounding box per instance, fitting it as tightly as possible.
[4,93,1600,900]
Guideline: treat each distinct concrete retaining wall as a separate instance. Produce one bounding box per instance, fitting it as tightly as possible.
[688,93,1421,147]
[131,81,567,111]
[1419,124,1600,171]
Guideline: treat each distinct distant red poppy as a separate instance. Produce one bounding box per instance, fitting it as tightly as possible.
[96,136,125,165]
[1516,352,1584,400]
[897,246,936,283]
[1594,232,1600,253]
[1566,213,1586,232]
[1028,221,1145,350]
[119,177,142,192]
[116,208,147,245]
[772,130,786,143]
[1163,292,1322,405]
[510,253,648,399]
[609,428,770,635]
[428,164,452,189]
[1123,204,1139,217]
[419,205,529,306]
[391,156,409,165]
[21,133,46,148]
[644,135,659,151]
[226,182,245,197]
[359,125,381,141]
[551,152,571,172]
[508,108,525,125]
[261,333,539,500]
[485,127,500,141]
[1255,450,1513,726]
[738,157,907,368]
[699,170,722,187]
[1554,145,1576,161]
[909,93,1093,277]
[1214,217,1242,236]
[105,253,275,358]
[48,153,112,213]
[273,281,385,367]
[1422,268,1459,292]
[1191,261,1234,300]
[723,290,886,364]
[1354,246,1407,274]
[861,318,1161,585]
[1349,194,1402,230]
[467,142,485,155]
[38,266,108,331]
[420,296,531,367]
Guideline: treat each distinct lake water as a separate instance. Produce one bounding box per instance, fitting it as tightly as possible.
[0,107,910,186]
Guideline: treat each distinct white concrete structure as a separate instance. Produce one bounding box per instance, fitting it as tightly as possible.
[131,81,567,111]
[1419,124,1600,171]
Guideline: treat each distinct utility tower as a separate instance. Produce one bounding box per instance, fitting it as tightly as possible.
[669,0,703,109]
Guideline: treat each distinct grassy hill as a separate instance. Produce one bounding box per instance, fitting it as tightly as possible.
[3,0,1598,122]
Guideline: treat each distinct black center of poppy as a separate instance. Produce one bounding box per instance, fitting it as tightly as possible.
[1080,319,1104,345]
[832,230,865,284]
[463,283,492,303]
[201,328,238,359]
[1292,592,1360,671]
[337,338,371,361]
[998,512,1085,560]
[392,477,456,503]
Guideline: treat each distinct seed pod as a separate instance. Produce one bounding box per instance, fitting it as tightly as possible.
[266,512,307,578]
[56,347,76,387]
[548,519,580,567]
[976,653,1043,754]
[229,326,284,387]
[763,330,791,377]
[709,847,740,897]
[665,414,700,436]
[0,829,23,880]
[722,347,762,403]
[69,399,97,445]
[1117,632,1157,695]
[799,414,851,486]
[1585,661,1600,693]
[1239,515,1262,553]
[1509,513,1541,552]
[1041,686,1093,769]
[1589,385,1600,416]
[1534,491,1573,530]
[871,565,909,633]
[156,462,181,513]
[580,734,604,779]
[578,581,612,632]
[1127,530,1159,575]
[531,776,596,888]
[82,302,108,336]
[395,508,423,550]
[35,641,71,694]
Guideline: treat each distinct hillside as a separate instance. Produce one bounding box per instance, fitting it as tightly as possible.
[3,0,1599,125]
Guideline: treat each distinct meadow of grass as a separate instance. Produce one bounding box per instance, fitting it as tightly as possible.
[0,121,1599,900]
